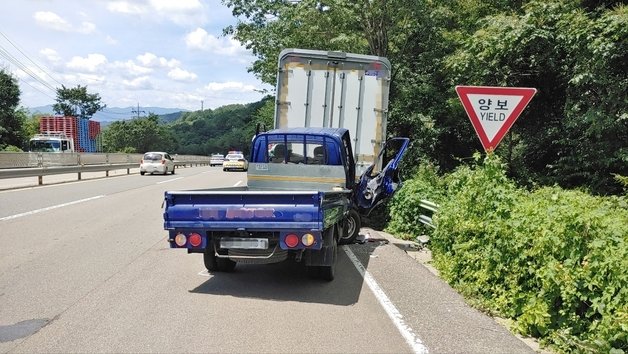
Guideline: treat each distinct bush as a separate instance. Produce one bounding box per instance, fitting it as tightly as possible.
[390,153,628,352]
[385,163,445,240]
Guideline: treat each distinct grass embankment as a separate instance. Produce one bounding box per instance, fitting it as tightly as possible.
[386,154,627,353]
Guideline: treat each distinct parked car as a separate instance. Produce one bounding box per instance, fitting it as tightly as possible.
[140,152,175,175]
[222,153,248,171]
[209,153,225,167]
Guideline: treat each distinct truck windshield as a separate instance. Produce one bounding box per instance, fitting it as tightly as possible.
[29,140,61,152]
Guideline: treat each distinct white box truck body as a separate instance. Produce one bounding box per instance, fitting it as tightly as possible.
[274,48,391,178]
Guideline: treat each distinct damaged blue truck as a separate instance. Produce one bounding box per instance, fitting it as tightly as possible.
[162,49,409,280]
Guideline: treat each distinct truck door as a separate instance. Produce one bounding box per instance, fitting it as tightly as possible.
[354,137,409,215]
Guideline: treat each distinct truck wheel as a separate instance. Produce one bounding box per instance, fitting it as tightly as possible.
[203,249,218,271]
[140,171,145,175]
[339,209,361,245]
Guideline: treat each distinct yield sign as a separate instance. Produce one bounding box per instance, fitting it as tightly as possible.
[455,86,536,151]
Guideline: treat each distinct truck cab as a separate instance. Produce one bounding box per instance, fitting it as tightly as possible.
[248,127,409,243]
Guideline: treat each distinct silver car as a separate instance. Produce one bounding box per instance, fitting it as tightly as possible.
[140,152,175,175]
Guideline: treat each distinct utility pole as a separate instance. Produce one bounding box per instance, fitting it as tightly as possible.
[201,100,204,111]
[131,102,146,119]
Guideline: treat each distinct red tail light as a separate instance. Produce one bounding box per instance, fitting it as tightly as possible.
[188,233,202,247]
[140,159,144,164]
[285,234,299,248]
[161,159,166,164]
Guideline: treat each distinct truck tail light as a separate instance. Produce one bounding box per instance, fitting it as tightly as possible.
[174,233,187,247]
[301,233,315,247]
[285,234,299,248]
[188,233,202,247]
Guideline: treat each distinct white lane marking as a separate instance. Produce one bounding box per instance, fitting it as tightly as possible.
[0,195,105,222]
[157,177,184,184]
[343,246,428,354]
[234,180,243,187]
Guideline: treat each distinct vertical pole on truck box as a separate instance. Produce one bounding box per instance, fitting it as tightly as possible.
[329,66,338,127]
[322,71,331,127]
[305,66,313,127]
[354,73,365,162]
[338,72,347,128]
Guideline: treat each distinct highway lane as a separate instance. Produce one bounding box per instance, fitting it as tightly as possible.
[0,166,534,353]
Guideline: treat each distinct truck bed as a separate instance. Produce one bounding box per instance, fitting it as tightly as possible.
[163,187,351,231]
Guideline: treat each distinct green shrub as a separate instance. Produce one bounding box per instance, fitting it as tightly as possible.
[396,152,627,352]
[385,163,445,240]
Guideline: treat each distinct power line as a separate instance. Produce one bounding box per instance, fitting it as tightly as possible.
[0,45,57,92]
[0,30,64,88]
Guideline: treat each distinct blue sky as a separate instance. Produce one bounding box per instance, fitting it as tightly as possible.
[0,0,272,115]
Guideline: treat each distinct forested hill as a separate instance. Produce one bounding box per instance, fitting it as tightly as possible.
[168,97,273,156]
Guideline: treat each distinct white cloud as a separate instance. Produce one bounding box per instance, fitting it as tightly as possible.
[122,76,153,90]
[168,68,197,81]
[66,54,108,72]
[34,12,97,34]
[105,35,118,45]
[34,11,72,32]
[107,0,206,26]
[78,21,96,34]
[136,53,179,68]
[112,60,153,77]
[184,28,247,56]
[205,81,257,93]
[149,0,203,12]
[40,48,62,64]
[106,1,146,15]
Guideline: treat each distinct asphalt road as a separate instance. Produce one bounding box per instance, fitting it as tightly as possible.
[0,166,536,353]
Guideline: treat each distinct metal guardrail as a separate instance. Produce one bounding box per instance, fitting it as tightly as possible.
[0,152,211,183]
[418,199,439,229]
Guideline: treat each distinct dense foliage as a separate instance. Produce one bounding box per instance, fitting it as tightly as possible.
[166,97,273,156]
[387,154,628,352]
[223,0,627,195]
[0,69,26,151]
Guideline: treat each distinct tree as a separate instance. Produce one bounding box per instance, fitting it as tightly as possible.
[102,114,176,153]
[0,69,25,150]
[53,85,105,119]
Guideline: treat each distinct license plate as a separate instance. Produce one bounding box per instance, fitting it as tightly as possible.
[220,238,268,249]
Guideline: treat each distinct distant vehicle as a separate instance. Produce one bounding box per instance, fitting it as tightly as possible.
[222,153,248,171]
[28,133,75,152]
[209,154,225,167]
[140,152,175,175]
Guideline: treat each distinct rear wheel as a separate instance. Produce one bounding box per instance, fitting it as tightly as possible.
[204,248,236,272]
[339,209,361,245]
[203,248,218,271]
[140,171,145,175]
[171,167,175,174]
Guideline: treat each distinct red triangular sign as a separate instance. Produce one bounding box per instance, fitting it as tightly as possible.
[455,86,536,151]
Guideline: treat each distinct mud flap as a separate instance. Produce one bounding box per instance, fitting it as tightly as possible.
[305,226,336,267]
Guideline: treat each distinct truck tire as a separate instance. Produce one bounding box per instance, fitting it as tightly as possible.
[339,209,361,245]
[203,249,219,271]
[204,249,236,272]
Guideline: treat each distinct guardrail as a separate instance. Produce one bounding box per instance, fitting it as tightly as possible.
[419,199,438,229]
[0,152,210,185]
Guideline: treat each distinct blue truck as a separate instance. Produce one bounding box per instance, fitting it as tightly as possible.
[163,127,408,280]
[163,49,409,280]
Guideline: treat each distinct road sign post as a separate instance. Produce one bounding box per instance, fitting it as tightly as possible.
[455,86,536,152]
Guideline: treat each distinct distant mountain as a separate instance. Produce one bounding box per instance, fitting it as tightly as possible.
[28,105,189,123]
